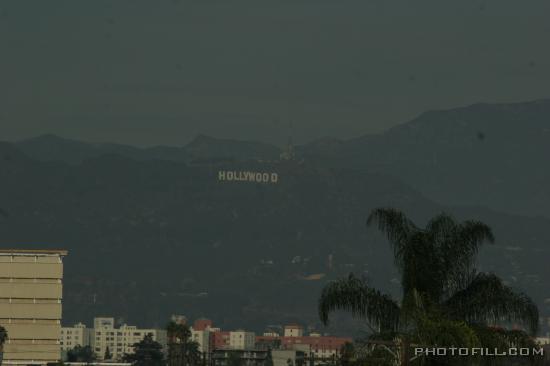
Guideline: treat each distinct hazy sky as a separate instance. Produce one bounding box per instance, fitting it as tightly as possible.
[1,0,549,146]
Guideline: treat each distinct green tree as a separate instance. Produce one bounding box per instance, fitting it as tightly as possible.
[66,345,97,363]
[0,326,8,366]
[123,333,165,366]
[319,208,540,365]
[104,346,113,360]
[265,349,274,366]
[227,352,243,366]
[338,342,355,366]
[184,340,202,366]
[166,321,191,366]
[167,322,192,343]
[0,326,6,345]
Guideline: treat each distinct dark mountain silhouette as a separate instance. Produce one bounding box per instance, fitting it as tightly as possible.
[15,134,191,164]
[0,141,32,163]
[15,133,280,165]
[3,100,550,332]
[301,99,550,218]
[15,134,99,164]
[16,100,550,218]
[0,147,548,333]
[185,134,281,161]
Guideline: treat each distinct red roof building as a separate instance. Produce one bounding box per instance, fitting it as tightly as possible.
[193,318,213,331]
[254,334,352,359]
[212,331,231,350]
[281,336,352,352]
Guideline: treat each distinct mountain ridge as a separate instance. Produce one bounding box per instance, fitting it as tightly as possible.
[9,99,550,219]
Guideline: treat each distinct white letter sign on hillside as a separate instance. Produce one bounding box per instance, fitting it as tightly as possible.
[218,170,278,184]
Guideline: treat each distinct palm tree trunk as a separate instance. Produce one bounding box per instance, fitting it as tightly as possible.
[400,338,410,366]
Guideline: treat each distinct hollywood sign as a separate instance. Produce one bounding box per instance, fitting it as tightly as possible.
[218,170,279,184]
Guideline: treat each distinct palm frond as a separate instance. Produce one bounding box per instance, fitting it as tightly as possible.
[414,314,481,349]
[471,325,545,366]
[444,273,539,335]
[318,273,400,332]
[471,325,537,349]
[399,232,447,304]
[450,220,495,272]
[427,215,495,298]
[367,208,417,268]
[425,212,457,237]
[166,321,191,342]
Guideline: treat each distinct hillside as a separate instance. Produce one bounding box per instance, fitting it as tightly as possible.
[15,134,280,165]
[301,99,550,218]
[16,100,550,218]
[0,149,548,333]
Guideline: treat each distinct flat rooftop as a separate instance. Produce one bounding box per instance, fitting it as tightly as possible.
[0,249,68,255]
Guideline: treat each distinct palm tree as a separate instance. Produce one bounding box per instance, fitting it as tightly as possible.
[166,322,193,366]
[227,352,243,366]
[167,322,191,343]
[319,208,539,365]
[184,341,202,366]
[339,342,356,366]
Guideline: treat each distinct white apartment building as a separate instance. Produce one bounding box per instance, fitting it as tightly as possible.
[59,318,168,360]
[91,317,167,360]
[229,330,255,350]
[60,318,166,360]
[283,325,304,337]
[272,350,305,366]
[191,328,211,353]
[60,322,92,351]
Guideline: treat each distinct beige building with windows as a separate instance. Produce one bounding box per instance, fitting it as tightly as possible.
[0,249,67,365]
[283,325,304,338]
[60,322,92,351]
[91,317,167,360]
[191,328,211,353]
[229,330,256,350]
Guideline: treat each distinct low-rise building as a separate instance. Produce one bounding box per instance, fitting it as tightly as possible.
[193,318,213,331]
[255,334,282,351]
[60,322,92,351]
[255,326,352,364]
[60,317,169,360]
[282,335,351,360]
[91,317,167,360]
[212,349,268,366]
[230,330,256,350]
[272,349,306,366]
[212,330,231,350]
[191,318,214,353]
[191,328,212,353]
[284,325,304,338]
